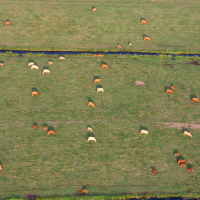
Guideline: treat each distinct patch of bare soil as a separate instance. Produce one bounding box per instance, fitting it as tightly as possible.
[153,122,200,129]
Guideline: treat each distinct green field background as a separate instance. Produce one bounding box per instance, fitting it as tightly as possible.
[0,55,200,198]
[0,0,200,52]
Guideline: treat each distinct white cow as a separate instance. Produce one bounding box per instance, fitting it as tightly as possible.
[140,130,149,135]
[87,136,96,142]
[97,88,104,93]
[43,69,50,74]
[183,131,192,137]
[87,127,93,132]
[31,65,39,70]
[28,62,34,67]
[59,56,65,60]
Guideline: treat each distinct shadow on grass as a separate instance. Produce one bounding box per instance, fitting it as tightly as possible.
[43,123,48,127]
[93,76,101,81]
[32,88,39,92]
[43,66,49,70]
[170,83,174,87]
[87,132,95,138]
[164,86,172,92]
[96,84,103,89]
[48,126,55,131]
[140,18,146,22]
[190,94,197,100]
[143,34,149,39]
[27,194,37,200]
[33,122,38,126]
[101,61,107,65]
[88,98,94,103]
[182,127,189,132]
[87,124,92,129]
[150,165,156,172]
[139,126,147,131]
[28,59,34,63]
[0,61,4,64]
[187,163,192,170]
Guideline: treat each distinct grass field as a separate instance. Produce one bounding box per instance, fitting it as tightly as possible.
[0,0,200,52]
[0,54,200,198]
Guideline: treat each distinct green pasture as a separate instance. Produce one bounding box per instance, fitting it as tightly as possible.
[0,55,200,199]
[0,0,200,52]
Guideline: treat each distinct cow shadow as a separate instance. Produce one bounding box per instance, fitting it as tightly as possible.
[88,98,94,103]
[128,41,132,46]
[48,126,55,131]
[164,86,172,92]
[92,6,96,9]
[27,194,37,200]
[190,94,197,100]
[5,19,10,23]
[139,126,147,132]
[140,18,146,22]
[170,83,174,87]
[0,160,2,166]
[43,123,48,127]
[87,124,92,129]
[143,34,149,39]
[0,61,4,64]
[28,59,34,63]
[187,163,192,170]
[93,76,101,81]
[32,88,39,92]
[43,66,49,70]
[33,122,38,126]
[96,84,103,89]
[150,165,156,171]
[182,127,189,132]
[87,132,95,138]
[173,149,179,155]
[101,61,107,65]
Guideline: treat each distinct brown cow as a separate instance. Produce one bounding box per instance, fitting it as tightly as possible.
[0,63,4,67]
[98,54,104,57]
[192,98,199,102]
[141,19,148,24]
[144,36,151,41]
[118,44,122,49]
[165,89,174,94]
[33,125,38,129]
[93,79,102,83]
[88,101,95,108]
[32,91,39,96]
[43,126,48,131]
[93,54,98,57]
[48,61,53,65]
[152,169,158,174]
[0,165,2,170]
[175,153,180,157]
[171,86,175,90]
[47,130,55,136]
[177,159,186,165]
[187,168,193,171]
[92,8,97,12]
[180,163,186,167]
[5,21,10,26]
[102,64,108,69]
[82,189,88,194]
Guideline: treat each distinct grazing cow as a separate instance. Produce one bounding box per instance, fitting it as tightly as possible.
[128,43,132,46]
[48,61,53,65]
[175,153,180,157]
[87,127,93,132]
[177,159,186,165]
[187,168,193,171]
[171,86,175,90]
[183,131,192,137]
[140,130,149,135]
[0,165,2,170]
[88,102,95,108]
[118,44,122,49]
[92,8,97,12]
[191,98,199,102]
[98,54,103,57]
[0,63,4,67]
[59,56,65,60]
[102,64,108,69]
[82,189,88,194]
[28,62,34,67]
[97,88,104,93]
[144,36,151,41]
[5,21,10,25]
[43,69,50,74]
[165,89,174,94]
[43,126,48,131]
[94,79,102,83]
[93,54,98,57]
[33,125,38,129]
[87,136,96,142]
[47,130,55,136]
[32,91,39,96]
[141,19,148,24]
[152,169,158,174]
[180,163,186,167]
[30,65,39,70]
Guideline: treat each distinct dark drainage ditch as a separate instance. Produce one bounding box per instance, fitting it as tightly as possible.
[1,50,200,58]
